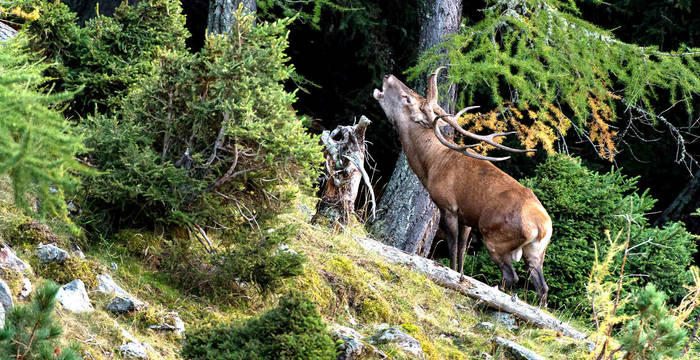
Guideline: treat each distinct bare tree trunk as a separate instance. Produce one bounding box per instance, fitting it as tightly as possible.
[207,0,256,35]
[313,116,374,225]
[655,169,700,234]
[368,0,462,256]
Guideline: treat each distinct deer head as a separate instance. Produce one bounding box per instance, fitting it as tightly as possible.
[373,67,534,161]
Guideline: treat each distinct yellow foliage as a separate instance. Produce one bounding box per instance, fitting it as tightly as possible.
[453,101,577,157]
[587,95,618,161]
[0,6,39,21]
[672,266,700,326]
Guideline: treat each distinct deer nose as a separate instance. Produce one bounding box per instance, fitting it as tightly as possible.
[383,74,390,80]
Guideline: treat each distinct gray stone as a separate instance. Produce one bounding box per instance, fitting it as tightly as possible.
[56,280,93,312]
[278,244,298,256]
[369,324,424,358]
[119,341,148,359]
[121,329,138,343]
[476,321,495,331]
[72,246,86,259]
[149,313,185,336]
[0,243,31,273]
[96,274,128,297]
[35,243,70,264]
[492,312,518,330]
[491,337,545,360]
[0,279,13,312]
[106,296,147,314]
[19,278,32,299]
[332,325,364,360]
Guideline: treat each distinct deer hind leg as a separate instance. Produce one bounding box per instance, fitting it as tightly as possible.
[523,240,549,307]
[441,211,460,272]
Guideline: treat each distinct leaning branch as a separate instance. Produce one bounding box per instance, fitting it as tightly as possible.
[355,235,587,340]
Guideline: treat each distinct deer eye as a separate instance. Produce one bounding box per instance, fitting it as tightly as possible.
[401,95,412,104]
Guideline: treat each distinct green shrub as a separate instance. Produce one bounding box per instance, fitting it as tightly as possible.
[80,10,321,229]
[0,281,81,360]
[182,293,337,360]
[464,154,697,315]
[77,10,317,297]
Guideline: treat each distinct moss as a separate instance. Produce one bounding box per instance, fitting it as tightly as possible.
[0,268,26,298]
[32,257,101,289]
[358,298,391,323]
[115,228,166,263]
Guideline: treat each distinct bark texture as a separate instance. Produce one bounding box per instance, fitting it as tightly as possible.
[0,21,16,41]
[656,169,700,234]
[368,0,462,256]
[313,116,373,225]
[207,0,256,35]
[357,235,587,340]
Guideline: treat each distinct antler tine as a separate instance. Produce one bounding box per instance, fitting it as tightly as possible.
[426,66,446,105]
[437,107,536,154]
[433,117,510,161]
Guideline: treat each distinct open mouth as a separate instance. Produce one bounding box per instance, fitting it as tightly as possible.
[373,88,384,100]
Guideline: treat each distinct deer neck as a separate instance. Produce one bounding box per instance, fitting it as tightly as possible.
[395,120,445,181]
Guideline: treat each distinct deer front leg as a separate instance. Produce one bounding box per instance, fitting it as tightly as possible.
[457,224,471,277]
[485,242,519,292]
[442,212,460,272]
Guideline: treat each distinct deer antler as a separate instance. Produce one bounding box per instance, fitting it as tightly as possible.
[427,67,535,161]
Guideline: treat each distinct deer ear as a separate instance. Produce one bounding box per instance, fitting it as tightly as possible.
[409,107,430,126]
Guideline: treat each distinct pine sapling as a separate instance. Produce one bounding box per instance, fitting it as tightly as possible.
[0,281,80,360]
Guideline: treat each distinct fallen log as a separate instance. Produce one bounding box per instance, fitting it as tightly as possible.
[356,235,587,340]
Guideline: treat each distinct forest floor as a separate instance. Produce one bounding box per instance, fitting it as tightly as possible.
[0,181,624,359]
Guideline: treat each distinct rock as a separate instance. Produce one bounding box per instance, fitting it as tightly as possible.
[56,280,93,312]
[0,302,5,329]
[96,274,129,297]
[149,313,185,336]
[119,341,148,359]
[332,325,365,360]
[106,296,147,314]
[110,262,118,271]
[278,244,298,256]
[121,329,138,343]
[369,324,424,358]
[19,278,32,299]
[476,322,495,331]
[71,245,86,259]
[491,337,545,360]
[587,341,596,353]
[492,312,518,330]
[0,279,13,312]
[0,243,31,273]
[35,243,70,264]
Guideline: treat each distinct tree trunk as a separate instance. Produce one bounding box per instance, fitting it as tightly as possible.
[368,0,462,256]
[207,0,256,35]
[313,116,373,225]
[655,169,700,234]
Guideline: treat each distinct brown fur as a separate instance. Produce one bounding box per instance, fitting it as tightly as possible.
[373,74,553,306]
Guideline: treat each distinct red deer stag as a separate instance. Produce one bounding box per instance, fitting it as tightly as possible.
[372,68,553,305]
